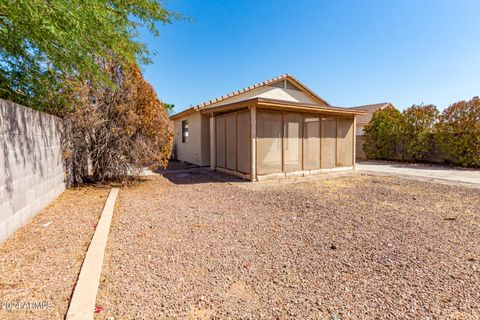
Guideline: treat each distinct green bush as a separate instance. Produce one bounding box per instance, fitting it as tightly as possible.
[402,104,439,161]
[362,97,480,167]
[363,106,404,160]
[436,97,480,167]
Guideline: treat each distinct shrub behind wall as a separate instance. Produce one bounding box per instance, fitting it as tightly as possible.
[435,97,480,167]
[363,106,404,160]
[402,104,439,162]
[362,97,480,167]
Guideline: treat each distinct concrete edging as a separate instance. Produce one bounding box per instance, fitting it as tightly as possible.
[359,170,480,189]
[66,188,119,320]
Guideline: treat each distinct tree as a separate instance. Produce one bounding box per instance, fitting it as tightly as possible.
[0,0,179,110]
[436,97,480,167]
[402,104,439,161]
[163,103,175,116]
[63,62,173,184]
[363,106,404,160]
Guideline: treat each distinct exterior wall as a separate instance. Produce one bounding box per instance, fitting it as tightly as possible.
[1,99,65,243]
[173,112,210,166]
[356,135,366,160]
[206,86,323,109]
[355,124,365,136]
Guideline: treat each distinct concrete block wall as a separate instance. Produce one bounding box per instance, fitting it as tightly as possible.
[0,99,65,243]
[356,135,367,160]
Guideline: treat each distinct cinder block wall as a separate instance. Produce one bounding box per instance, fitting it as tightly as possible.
[356,135,367,160]
[0,99,65,243]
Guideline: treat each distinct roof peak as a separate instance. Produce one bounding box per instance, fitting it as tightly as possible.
[192,74,329,110]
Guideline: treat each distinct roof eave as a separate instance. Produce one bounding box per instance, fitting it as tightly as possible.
[198,98,367,116]
[256,98,366,115]
[169,107,197,120]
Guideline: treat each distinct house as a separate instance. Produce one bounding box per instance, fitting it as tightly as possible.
[170,74,366,181]
[349,102,395,160]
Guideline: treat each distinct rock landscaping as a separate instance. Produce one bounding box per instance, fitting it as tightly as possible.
[0,187,110,319]
[95,172,480,319]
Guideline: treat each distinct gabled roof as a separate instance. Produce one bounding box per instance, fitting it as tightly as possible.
[171,74,332,120]
[195,74,330,110]
[350,102,395,124]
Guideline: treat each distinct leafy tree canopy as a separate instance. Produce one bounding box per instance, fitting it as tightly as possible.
[163,103,175,115]
[436,97,480,167]
[402,104,439,161]
[0,0,179,110]
[362,98,480,167]
[363,106,404,160]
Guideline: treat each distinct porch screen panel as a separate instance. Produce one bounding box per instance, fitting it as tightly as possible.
[337,118,354,167]
[257,111,282,174]
[321,117,336,168]
[283,112,303,172]
[237,111,250,174]
[303,116,320,170]
[225,113,237,170]
[216,116,226,168]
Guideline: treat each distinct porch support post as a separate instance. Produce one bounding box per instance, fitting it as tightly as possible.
[250,105,257,181]
[210,114,216,170]
[352,116,357,169]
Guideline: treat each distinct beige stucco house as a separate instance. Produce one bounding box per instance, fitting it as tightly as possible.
[349,102,395,159]
[171,74,366,181]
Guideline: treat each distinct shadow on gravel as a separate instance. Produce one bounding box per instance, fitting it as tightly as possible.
[156,160,250,185]
[155,160,199,173]
[162,169,248,185]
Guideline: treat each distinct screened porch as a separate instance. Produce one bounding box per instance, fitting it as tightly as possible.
[211,103,355,181]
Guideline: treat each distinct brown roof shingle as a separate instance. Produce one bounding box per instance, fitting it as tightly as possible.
[170,75,369,120]
[350,102,394,124]
[194,74,330,110]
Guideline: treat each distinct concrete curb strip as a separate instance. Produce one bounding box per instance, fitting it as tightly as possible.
[358,170,480,189]
[66,188,119,320]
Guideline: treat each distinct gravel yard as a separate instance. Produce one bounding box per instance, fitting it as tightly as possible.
[0,186,109,319]
[96,171,480,319]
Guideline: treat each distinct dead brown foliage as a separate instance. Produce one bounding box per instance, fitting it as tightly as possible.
[62,62,173,185]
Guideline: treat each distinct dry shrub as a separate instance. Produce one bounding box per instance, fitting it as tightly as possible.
[63,62,173,184]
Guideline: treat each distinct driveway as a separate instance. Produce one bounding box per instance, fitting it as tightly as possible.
[95,171,480,319]
[357,161,480,187]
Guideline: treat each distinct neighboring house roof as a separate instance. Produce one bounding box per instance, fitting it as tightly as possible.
[350,102,394,125]
[171,74,334,120]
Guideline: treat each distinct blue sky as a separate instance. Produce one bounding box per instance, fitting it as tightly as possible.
[139,0,480,114]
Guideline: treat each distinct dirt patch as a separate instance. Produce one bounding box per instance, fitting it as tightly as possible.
[0,186,109,319]
[95,172,480,319]
[225,281,254,302]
